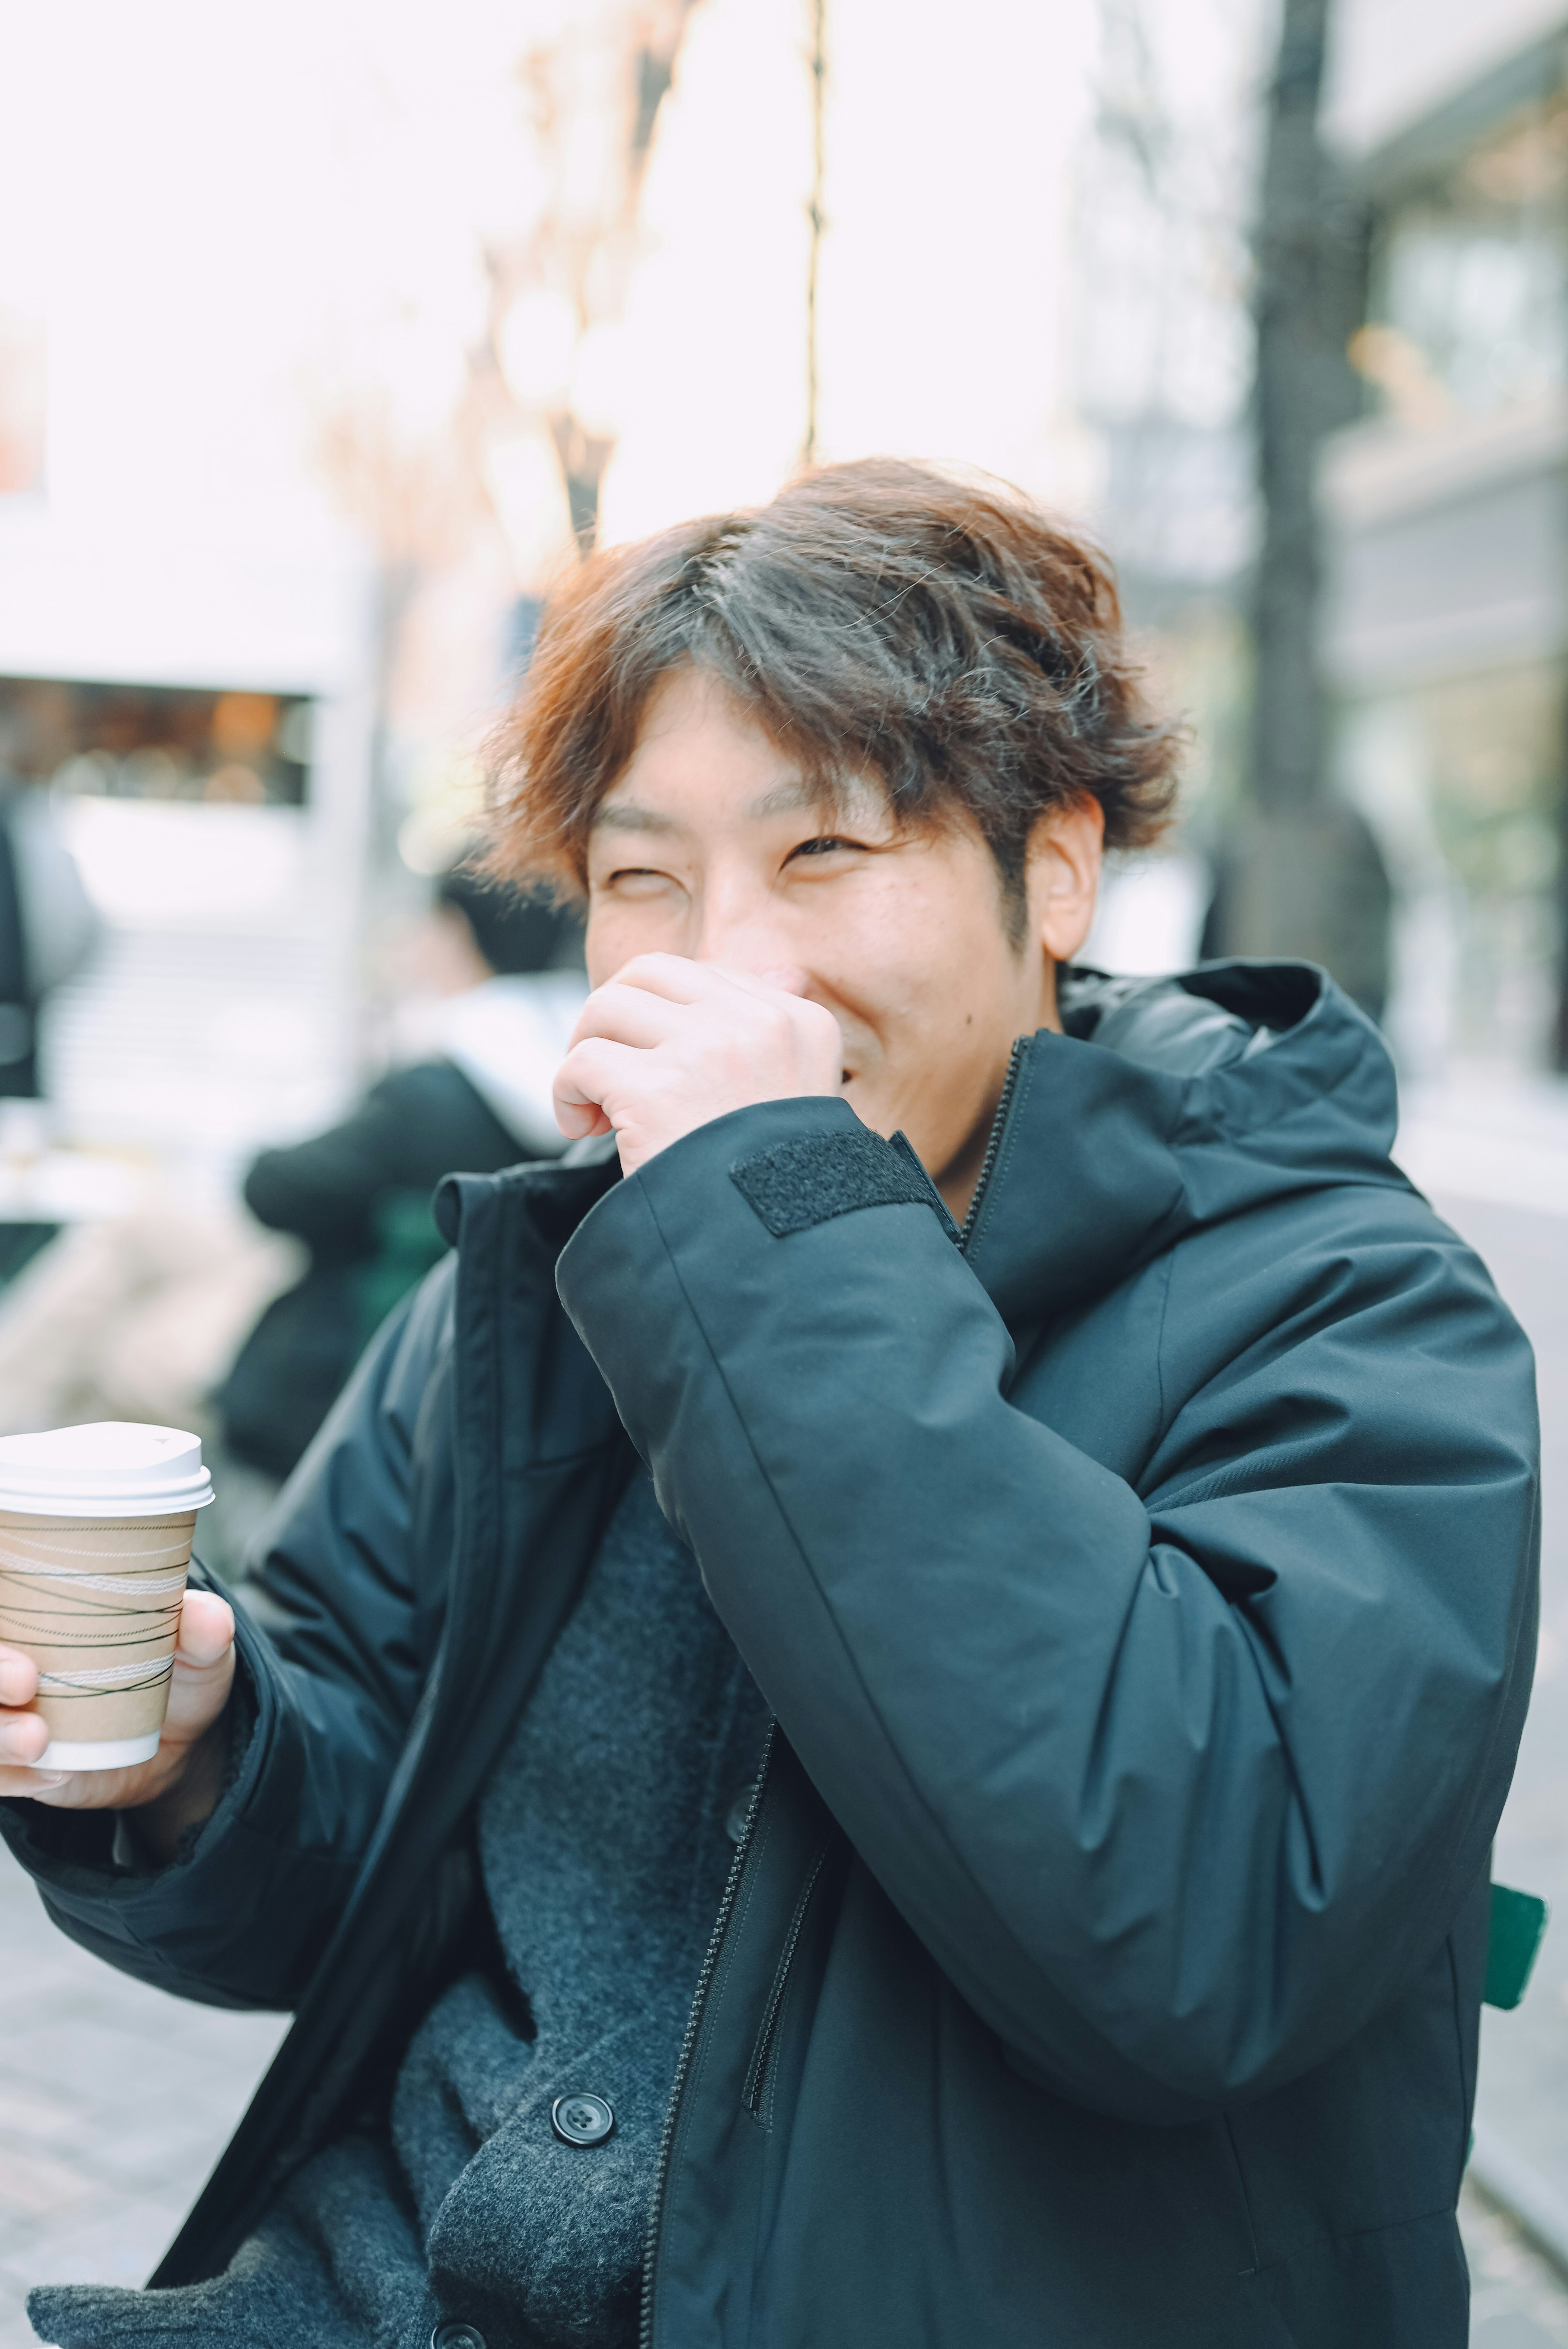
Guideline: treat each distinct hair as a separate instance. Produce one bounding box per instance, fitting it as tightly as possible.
[488,457,1182,932]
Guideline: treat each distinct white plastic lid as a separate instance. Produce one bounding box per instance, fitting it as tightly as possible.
[0,1422,215,1518]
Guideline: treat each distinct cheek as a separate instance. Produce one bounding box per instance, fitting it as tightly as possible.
[864,916,998,1035]
[585,897,674,986]
[844,916,1020,1105]
[825,893,976,1055]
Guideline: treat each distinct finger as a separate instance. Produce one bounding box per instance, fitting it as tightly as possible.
[174,1590,234,1670]
[553,1035,646,1123]
[603,952,712,1005]
[0,1707,49,1769]
[555,1099,614,1141]
[0,1643,38,1707]
[606,956,822,1022]
[672,960,819,1010]
[684,967,846,1060]
[0,1767,67,1798]
[567,979,688,1057]
[0,1757,143,1807]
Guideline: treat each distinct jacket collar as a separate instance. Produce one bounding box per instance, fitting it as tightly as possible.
[962,961,1403,1330]
[434,1132,621,1260]
[960,1028,1189,1328]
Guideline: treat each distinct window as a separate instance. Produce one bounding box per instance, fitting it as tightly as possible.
[1347,661,1564,1071]
[1359,91,1568,422]
[0,677,312,807]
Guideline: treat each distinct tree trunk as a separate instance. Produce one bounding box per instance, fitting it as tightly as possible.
[1250,0,1335,816]
[1212,0,1392,1020]
[803,0,826,465]
[1555,691,1568,1070]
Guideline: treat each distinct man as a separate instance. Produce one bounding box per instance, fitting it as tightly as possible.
[0,461,1539,2348]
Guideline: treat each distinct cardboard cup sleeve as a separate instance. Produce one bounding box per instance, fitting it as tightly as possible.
[0,1510,197,1770]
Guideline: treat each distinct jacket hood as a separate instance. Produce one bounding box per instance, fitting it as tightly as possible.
[963,959,1411,1330]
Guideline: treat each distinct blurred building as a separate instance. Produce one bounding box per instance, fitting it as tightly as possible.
[1325,0,1568,1077]
[0,516,375,1193]
[0,12,548,1213]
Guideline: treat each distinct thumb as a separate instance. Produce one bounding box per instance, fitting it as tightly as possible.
[176,1589,235,1668]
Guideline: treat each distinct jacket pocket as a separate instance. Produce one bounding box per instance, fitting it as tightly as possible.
[743,1840,833,2125]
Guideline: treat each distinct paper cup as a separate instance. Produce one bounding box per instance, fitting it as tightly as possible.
[0,1424,214,1772]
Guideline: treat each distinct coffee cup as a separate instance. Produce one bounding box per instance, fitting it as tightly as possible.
[0,1422,215,1772]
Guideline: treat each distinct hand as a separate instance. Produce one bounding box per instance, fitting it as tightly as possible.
[0,1589,237,1854]
[554,956,844,1177]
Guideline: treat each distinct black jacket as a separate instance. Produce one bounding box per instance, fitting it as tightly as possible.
[222,1060,522,1479]
[3,964,1540,2346]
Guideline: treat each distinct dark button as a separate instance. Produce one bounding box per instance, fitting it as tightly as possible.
[430,2326,487,2349]
[724,1788,754,1844]
[551,2091,616,2147]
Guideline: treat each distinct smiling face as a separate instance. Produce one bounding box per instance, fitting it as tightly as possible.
[585,668,1103,1215]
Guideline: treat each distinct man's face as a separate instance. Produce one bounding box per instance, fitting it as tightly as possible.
[584,668,1102,1208]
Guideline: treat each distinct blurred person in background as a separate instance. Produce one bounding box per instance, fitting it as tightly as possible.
[218,865,586,1486]
[0,865,581,1569]
[0,462,1539,2349]
[0,771,98,1105]
[0,767,100,1276]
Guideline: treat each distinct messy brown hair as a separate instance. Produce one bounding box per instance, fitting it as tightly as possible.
[488,458,1180,926]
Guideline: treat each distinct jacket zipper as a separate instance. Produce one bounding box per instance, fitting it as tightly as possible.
[958,1035,1027,1255]
[639,1716,779,2349]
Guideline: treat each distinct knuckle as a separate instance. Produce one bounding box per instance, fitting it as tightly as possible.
[799,1001,840,1054]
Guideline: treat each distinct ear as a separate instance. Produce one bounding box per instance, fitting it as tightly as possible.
[1027,798,1105,962]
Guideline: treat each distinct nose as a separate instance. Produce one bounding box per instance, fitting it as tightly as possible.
[689,868,802,988]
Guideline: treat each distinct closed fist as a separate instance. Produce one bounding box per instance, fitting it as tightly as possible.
[554,955,844,1175]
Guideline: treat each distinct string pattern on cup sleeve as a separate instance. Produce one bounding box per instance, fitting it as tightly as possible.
[0,1524,191,1706]
[37,1653,178,1694]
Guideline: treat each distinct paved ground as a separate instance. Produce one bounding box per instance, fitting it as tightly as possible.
[0,1850,287,2347]
[1468,2181,1568,2345]
[1439,1190,1568,2261]
[0,1097,1565,2345]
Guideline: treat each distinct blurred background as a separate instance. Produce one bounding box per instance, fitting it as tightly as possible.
[1,0,1568,2342]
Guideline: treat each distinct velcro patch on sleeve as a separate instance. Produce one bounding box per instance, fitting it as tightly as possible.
[729,1128,956,1239]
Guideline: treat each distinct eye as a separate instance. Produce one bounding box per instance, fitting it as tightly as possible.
[786,835,862,863]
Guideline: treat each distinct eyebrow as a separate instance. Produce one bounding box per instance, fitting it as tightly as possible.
[745,778,825,820]
[592,777,851,835]
[590,801,684,836]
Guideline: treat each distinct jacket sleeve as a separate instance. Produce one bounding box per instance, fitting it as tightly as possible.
[555,1096,1540,2126]
[0,1259,456,2011]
